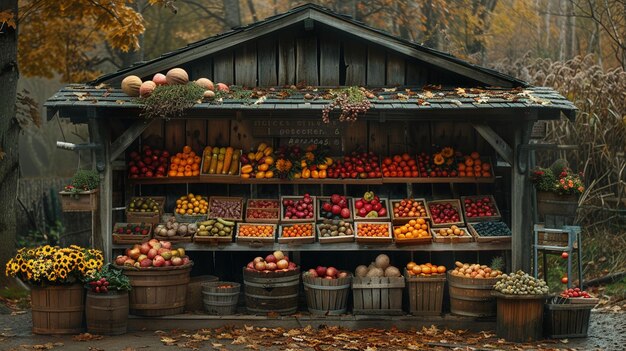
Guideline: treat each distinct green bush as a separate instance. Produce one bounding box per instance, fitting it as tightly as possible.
[70,169,100,191]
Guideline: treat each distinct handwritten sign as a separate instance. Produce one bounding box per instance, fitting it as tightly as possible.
[251,119,342,138]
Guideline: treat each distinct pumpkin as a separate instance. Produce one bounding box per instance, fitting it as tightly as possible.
[121,75,142,97]
[165,68,189,85]
[153,73,167,86]
[139,80,156,98]
[195,78,214,91]
[216,82,229,92]
[433,153,445,165]
[203,90,216,99]
[441,147,454,158]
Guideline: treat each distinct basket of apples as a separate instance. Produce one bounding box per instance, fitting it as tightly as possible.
[317,194,352,221]
[352,191,389,221]
[302,266,352,315]
[114,239,193,316]
[461,195,501,222]
[280,194,315,222]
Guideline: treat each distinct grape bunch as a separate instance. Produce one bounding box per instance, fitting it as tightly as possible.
[322,88,372,123]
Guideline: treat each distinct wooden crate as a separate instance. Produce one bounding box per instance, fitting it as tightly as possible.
[393,221,432,245]
[280,195,316,223]
[194,233,233,245]
[316,196,354,222]
[153,234,193,242]
[235,222,276,245]
[537,228,571,247]
[126,196,166,225]
[112,223,152,244]
[426,199,465,227]
[352,197,391,222]
[208,196,244,222]
[544,303,593,338]
[316,222,355,244]
[390,198,429,224]
[352,276,405,315]
[431,227,473,243]
[467,222,512,243]
[278,223,315,244]
[460,195,502,222]
[405,271,447,316]
[245,199,280,223]
[303,272,352,315]
[174,213,208,223]
[199,148,241,178]
[355,222,393,244]
[59,189,98,212]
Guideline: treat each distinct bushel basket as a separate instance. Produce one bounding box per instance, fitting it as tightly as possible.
[31,283,85,334]
[447,272,500,317]
[85,290,128,335]
[536,191,578,221]
[303,272,352,315]
[544,303,593,338]
[116,263,192,316]
[405,271,446,316]
[202,282,241,315]
[243,267,300,315]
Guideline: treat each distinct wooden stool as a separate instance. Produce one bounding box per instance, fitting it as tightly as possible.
[533,224,583,289]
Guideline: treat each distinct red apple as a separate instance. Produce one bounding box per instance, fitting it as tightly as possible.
[115,255,127,266]
[253,257,264,264]
[266,262,277,271]
[254,261,266,271]
[246,262,255,270]
[161,241,172,249]
[140,258,152,268]
[152,255,165,267]
[171,257,183,266]
[273,251,285,260]
[338,272,348,278]
[147,248,158,259]
[265,254,277,263]
[288,262,296,270]
[316,266,327,277]
[325,267,338,278]
[123,259,135,267]
[128,248,141,260]
[307,268,318,277]
[164,260,172,267]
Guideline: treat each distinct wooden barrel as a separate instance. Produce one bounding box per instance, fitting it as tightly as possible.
[31,283,84,334]
[303,272,352,315]
[243,267,300,315]
[202,282,240,315]
[405,272,447,316]
[352,276,405,315]
[186,275,219,312]
[447,272,501,317]
[120,264,192,316]
[495,292,549,342]
[536,191,578,220]
[85,291,128,335]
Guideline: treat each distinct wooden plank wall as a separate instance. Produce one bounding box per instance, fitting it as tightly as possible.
[179,29,472,87]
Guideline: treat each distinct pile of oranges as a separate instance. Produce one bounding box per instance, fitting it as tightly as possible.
[282,223,313,237]
[168,145,201,177]
[356,223,390,237]
[393,218,430,240]
[238,224,275,238]
[406,262,446,276]
[175,193,208,215]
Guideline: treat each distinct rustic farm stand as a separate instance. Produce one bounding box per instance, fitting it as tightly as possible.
[45,4,576,330]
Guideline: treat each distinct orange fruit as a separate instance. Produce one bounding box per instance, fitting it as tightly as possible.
[422,266,431,274]
[437,266,446,273]
[412,265,422,274]
[183,145,192,154]
[168,170,177,177]
[407,262,416,270]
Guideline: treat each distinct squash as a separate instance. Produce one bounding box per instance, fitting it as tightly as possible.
[165,68,189,85]
[139,80,156,98]
[121,75,142,97]
[195,78,214,91]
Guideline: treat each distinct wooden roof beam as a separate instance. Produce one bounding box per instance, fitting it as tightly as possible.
[472,123,514,165]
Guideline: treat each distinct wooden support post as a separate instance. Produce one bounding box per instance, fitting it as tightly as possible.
[472,123,514,165]
[96,120,113,262]
[110,119,156,161]
[511,121,533,271]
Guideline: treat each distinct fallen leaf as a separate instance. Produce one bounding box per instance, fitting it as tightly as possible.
[88,347,104,351]
[365,346,377,351]
[244,325,254,331]
[245,344,259,350]
[560,339,569,343]
[231,336,247,345]
[212,343,223,348]
[160,336,177,346]
[73,333,103,341]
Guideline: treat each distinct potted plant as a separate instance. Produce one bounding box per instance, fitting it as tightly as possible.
[5,245,104,334]
[531,160,584,220]
[59,169,100,212]
[83,263,131,335]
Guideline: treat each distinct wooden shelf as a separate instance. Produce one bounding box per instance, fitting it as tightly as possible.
[128,177,495,186]
[112,241,510,252]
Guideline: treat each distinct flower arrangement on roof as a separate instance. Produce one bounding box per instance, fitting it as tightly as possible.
[5,245,104,285]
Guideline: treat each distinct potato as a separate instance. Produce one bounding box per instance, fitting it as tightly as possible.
[355,265,369,278]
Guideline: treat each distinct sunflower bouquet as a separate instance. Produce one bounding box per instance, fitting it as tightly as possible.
[5,245,104,285]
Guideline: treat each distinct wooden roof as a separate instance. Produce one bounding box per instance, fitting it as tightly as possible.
[45,85,576,123]
[90,3,526,88]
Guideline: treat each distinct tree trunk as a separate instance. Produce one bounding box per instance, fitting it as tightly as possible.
[0,0,19,287]
[223,0,241,28]
[564,0,575,59]
[117,0,145,69]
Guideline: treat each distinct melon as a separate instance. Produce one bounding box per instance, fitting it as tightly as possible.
[375,254,390,270]
[195,78,214,91]
[121,75,142,97]
[153,73,167,86]
[384,266,401,278]
[365,267,383,278]
[139,80,156,98]
[355,265,368,278]
[165,68,189,85]
[216,82,229,92]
